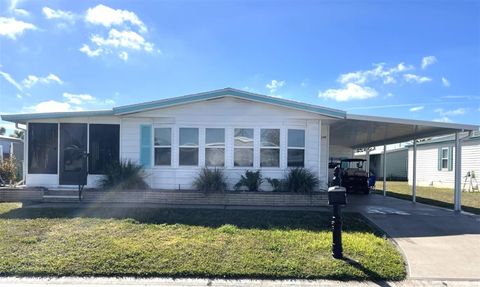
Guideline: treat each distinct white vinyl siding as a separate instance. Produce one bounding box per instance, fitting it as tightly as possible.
[26,97,327,190]
[408,139,480,188]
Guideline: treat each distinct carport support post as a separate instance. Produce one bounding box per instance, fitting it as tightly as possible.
[412,138,417,203]
[454,132,462,212]
[365,148,370,173]
[382,144,387,196]
[412,125,418,203]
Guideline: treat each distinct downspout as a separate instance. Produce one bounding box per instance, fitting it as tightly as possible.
[15,123,27,185]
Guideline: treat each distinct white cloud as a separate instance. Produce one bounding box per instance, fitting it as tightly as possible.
[0,70,22,91]
[337,62,414,85]
[318,83,378,102]
[409,106,424,112]
[421,56,437,69]
[22,73,63,88]
[42,7,76,23]
[266,80,285,94]
[85,4,147,33]
[25,100,79,113]
[0,17,36,39]
[79,44,103,57]
[63,92,95,105]
[403,74,432,83]
[91,29,154,52]
[433,116,452,123]
[118,51,128,61]
[12,8,29,17]
[442,77,450,87]
[434,108,466,116]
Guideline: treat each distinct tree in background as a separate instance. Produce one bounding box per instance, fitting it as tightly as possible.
[0,127,5,136]
[10,130,24,140]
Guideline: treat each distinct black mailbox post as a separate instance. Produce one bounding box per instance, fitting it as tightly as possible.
[328,186,347,259]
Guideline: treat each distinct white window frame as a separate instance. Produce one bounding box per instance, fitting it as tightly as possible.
[178,127,199,167]
[441,147,449,170]
[233,127,254,168]
[287,129,305,168]
[260,128,280,168]
[205,128,225,167]
[153,127,172,166]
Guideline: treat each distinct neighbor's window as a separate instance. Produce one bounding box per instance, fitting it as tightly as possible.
[441,147,449,169]
[89,124,120,174]
[234,128,254,167]
[287,129,305,167]
[179,128,198,166]
[28,123,58,174]
[205,128,225,167]
[260,129,280,167]
[154,128,172,166]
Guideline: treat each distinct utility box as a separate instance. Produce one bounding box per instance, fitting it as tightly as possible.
[328,186,347,206]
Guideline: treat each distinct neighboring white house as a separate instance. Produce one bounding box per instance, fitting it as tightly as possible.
[356,146,408,181]
[1,88,477,192]
[407,132,480,189]
[0,135,24,162]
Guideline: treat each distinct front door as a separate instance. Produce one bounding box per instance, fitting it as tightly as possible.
[59,123,87,185]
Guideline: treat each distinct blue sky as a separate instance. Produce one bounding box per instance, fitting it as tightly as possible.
[0,0,479,133]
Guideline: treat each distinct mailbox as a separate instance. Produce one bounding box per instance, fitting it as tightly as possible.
[328,186,347,206]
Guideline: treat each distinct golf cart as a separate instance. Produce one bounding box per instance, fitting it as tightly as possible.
[332,159,370,194]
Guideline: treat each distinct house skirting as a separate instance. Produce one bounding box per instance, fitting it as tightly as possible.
[0,189,328,208]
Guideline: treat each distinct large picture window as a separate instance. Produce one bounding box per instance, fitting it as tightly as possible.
[260,129,280,167]
[234,128,254,167]
[205,128,225,167]
[28,123,58,174]
[179,128,198,166]
[287,129,305,167]
[89,124,120,174]
[154,128,172,166]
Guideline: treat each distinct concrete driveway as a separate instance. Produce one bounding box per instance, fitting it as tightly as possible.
[346,194,480,280]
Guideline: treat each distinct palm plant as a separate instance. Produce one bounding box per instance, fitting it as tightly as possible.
[266,177,286,192]
[99,160,149,191]
[284,168,319,193]
[234,170,263,192]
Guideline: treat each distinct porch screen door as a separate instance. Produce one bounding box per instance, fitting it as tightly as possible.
[59,123,88,185]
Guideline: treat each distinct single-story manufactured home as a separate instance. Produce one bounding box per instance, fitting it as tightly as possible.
[407,132,480,190]
[1,88,478,209]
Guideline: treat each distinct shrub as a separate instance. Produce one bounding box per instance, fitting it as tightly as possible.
[0,156,18,186]
[193,168,227,193]
[234,170,263,192]
[99,160,149,191]
[266,177,286,192]
[284,168,319,193]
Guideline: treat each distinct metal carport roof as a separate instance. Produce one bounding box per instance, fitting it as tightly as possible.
[330,114,479,148]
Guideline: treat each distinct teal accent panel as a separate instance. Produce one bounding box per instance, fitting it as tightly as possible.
[140,125,152,167]
[437,147,442,171]
[448,146,453,171]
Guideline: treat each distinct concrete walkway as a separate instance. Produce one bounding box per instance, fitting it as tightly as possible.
[345,194,480,280]
[1,277,479,287]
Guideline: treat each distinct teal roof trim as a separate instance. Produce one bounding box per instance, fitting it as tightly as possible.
[113,88,346,118]
[1,110,115,123]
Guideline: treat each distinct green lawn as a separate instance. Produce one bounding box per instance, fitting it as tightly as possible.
[375,181,480,214]
[0,203,406,280]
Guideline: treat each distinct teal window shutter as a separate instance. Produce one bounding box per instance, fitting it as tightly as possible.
[140,125,152,167]
[448,146,453,171]
[437,147,442,171]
